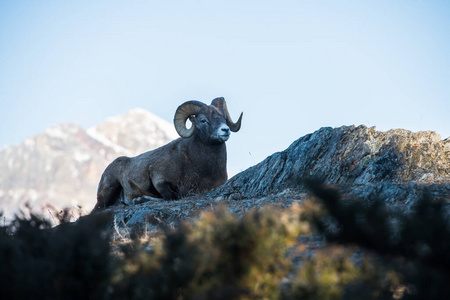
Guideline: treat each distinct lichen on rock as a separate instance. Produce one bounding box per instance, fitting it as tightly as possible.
[211,125,450,202]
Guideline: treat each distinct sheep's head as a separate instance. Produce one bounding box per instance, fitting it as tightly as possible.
[174,97,243,144]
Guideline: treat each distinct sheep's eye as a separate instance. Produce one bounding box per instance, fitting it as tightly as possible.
[201,119,207,124]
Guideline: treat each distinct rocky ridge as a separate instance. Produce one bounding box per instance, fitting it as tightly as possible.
[212,125,450,202]
[105,125,450,237]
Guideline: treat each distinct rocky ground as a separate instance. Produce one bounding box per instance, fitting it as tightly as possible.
[95,125,450,245]
[102,189,307,241]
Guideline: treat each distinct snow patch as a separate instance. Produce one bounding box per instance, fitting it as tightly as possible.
[70,164,79,177]
[28,189,39,201]
[86,127,133,156]
[24,138,36,147]
[74,150,91,162]
[45,124,80,139]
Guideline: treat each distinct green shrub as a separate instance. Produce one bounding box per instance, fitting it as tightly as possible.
[113,204,311,299]
[1,185,449,300]
[287,247,361,300]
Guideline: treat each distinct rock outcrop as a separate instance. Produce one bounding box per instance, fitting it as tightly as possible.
[212,125,450,205]
[104,125,450,237]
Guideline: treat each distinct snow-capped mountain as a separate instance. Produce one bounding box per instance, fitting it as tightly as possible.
[0,109,178,221]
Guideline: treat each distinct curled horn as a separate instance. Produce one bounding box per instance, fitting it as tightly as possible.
[211,97,243,132]
[173,101,207,138]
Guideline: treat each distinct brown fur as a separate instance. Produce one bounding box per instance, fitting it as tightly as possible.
[92,99,241,212]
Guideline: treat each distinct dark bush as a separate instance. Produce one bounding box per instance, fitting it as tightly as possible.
[1,185,449,300]
[0,210,112,300]
[308,181,450,299]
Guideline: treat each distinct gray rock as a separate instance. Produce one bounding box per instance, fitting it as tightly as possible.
[210,125,450,203]
[100,125,450,235]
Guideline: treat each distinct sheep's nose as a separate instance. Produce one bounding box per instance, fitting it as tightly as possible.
[222,127,230,134]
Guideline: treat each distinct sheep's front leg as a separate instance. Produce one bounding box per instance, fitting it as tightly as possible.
[95,174,122,211]
[152,177,177,200]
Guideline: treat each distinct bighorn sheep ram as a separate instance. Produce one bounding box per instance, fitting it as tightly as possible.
[92,97,242,211]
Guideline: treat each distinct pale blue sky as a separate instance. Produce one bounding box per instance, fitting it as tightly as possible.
[1,0,449,174]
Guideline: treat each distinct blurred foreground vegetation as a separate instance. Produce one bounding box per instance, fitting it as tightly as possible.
[1,184,449,299]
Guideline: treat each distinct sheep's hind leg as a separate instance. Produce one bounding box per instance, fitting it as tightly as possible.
[126,179,163,203]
